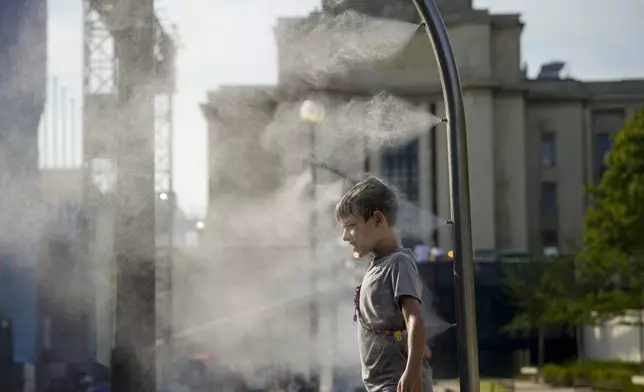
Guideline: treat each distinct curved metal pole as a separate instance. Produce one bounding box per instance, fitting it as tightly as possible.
[410,2,480,392]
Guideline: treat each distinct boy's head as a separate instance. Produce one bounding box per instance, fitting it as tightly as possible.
[335,176,399,257]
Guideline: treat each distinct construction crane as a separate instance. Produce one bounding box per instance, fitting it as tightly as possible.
[82,0,175,390]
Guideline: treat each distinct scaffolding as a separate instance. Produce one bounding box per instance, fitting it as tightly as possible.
[82,0,176,389]
[82,0,175,191]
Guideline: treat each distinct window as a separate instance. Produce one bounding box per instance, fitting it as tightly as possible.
[541,230,559,257]
[541,230,558,247]
[592,109,624,181]
[541,181,557,216]
[380,138,420,203]
[595,133,612,180]
[540,132,556,167]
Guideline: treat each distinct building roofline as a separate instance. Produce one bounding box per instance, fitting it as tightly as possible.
[526,78,644,101]
[200,76,644,110]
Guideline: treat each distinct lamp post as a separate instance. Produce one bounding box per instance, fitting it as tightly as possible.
[411,2,480,392]
[196,220,205,246]
[299,99,325,388]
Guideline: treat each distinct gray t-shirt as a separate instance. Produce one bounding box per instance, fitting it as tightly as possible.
[357,249,433,392]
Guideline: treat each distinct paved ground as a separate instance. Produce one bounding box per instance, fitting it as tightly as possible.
[433,379,580,392]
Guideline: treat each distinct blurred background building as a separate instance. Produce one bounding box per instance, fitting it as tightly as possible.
[200,0,644,383]
[204,0,644,257]
[0,0,47,389]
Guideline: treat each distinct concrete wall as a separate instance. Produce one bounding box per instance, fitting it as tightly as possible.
[433,88,502,251]
[432,88,528,252]
[450,22,492,81]
[490,16,523,83]
[463,90,496,250]
[525,101,586,252]
[323,0,473,19]
[203,89,281,230]
[584,311,644,363]
[494,92,528,249]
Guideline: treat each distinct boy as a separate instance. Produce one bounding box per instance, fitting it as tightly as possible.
[336,176,432,392]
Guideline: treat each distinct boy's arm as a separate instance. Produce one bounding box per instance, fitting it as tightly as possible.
[401,295,427,376]
[390,255,426,379]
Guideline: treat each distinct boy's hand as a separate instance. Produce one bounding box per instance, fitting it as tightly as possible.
[398,368,422,392]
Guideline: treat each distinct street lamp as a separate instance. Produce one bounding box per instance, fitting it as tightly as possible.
[411,1,480,392]
[300,99,326,124]
[299,99,325,388]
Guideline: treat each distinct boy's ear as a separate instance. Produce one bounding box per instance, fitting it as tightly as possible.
[373,211,386,227]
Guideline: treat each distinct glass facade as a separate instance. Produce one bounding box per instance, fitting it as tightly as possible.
[541,181,557,216]
[380,138,420,203]
[596,132,612,180]
[540,132,556,167]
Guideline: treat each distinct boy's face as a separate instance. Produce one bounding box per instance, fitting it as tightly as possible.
[339,213,380,258]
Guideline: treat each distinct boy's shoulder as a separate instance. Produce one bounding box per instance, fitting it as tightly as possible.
[382,249,417,268]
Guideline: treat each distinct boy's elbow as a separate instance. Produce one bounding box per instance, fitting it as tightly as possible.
[400,296,424,330]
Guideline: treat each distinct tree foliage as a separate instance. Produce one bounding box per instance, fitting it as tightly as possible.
[504,256,603,361]
[581,108,644,315]
[504,256,575,333]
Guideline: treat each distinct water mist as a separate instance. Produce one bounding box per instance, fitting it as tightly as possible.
[170,8,454,391]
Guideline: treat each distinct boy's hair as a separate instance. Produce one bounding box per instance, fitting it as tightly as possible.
[335,176,399,226]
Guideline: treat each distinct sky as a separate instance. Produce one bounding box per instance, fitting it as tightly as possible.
[47,0,644,218]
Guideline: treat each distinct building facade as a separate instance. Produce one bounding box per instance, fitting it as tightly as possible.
[0,1,47,385]
[203,0,644,256]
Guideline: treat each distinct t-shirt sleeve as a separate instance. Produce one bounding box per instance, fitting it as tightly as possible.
[390,253,424,306]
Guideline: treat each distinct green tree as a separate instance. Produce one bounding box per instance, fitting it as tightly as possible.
[540,255,608,361]
[581,108,644,362]
[505,256,602,364]
[504,257,572,367]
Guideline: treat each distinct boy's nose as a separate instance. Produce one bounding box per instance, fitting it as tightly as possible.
[342,229,351,242]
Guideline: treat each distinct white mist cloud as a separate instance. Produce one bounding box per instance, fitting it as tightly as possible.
[174,8,450,374]
[276,10,419,87]
[166,0,320,217]
[262,93,441,169]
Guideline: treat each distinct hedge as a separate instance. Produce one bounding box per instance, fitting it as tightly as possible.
[542,361,644,392]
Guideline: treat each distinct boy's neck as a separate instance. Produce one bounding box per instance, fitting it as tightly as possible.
[373,233,400,258]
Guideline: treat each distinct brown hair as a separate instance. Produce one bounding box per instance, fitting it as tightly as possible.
[335,175,399,226]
